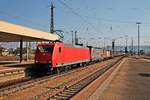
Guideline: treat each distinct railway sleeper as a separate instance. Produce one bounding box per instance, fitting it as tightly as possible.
[71,84,85,89]
[68,86,83,91]
[67,88,78,91]
[68,88,80,93]
[52,95,69,100]
[61,90,76,94]
[55,91,76,99]
[57,93,74,97]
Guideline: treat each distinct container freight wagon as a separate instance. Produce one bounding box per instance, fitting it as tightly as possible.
[35,42,91,70]
[103,51,111,58]
[98,50,112,60]
[106,51,111,58]
[90,48,102,62]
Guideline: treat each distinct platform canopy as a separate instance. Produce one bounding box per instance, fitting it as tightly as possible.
[0,20,59,42]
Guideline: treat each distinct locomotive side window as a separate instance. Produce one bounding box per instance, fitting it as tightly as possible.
[59,47,61,53]
[37,46,54,54]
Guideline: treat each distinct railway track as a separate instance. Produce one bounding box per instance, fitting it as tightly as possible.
[0,59,103,96]
[50,65,112,100]
[28,56,123,100]
[0,56,123,99]
[48,57,123,100]
[0,75,50,96]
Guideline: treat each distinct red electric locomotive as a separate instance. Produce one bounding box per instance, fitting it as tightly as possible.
[35,42,91,71]
[34,42,112,72]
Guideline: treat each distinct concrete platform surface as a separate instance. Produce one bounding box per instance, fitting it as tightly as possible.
[0,60,34,73]
[91,58,150,100]
[0,61,34,83]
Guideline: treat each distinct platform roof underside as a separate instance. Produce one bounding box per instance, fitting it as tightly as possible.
[0,20,59,42]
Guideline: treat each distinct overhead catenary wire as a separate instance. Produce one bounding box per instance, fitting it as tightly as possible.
[0,10,48,31]
[84,15,150,25]
[55,0,150,25]
[57,0,104,35]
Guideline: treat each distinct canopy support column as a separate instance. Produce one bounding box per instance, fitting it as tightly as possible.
[20,39,23,63]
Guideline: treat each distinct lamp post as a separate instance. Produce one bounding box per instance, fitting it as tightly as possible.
[136,22,141,55]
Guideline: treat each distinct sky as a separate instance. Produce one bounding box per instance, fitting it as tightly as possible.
[1,0,150,48]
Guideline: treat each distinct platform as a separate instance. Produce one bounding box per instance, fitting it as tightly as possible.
[0,61,34,83]
[90,58,150,100]
[0,60,34,67]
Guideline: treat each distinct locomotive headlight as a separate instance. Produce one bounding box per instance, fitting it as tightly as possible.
[36,60,39,63]
[47,60,51,63]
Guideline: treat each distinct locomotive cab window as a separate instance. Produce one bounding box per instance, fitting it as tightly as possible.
[37,46,54,54]
[59,47,62,53]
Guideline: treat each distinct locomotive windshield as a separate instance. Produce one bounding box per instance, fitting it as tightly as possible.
[37,46,54,54]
